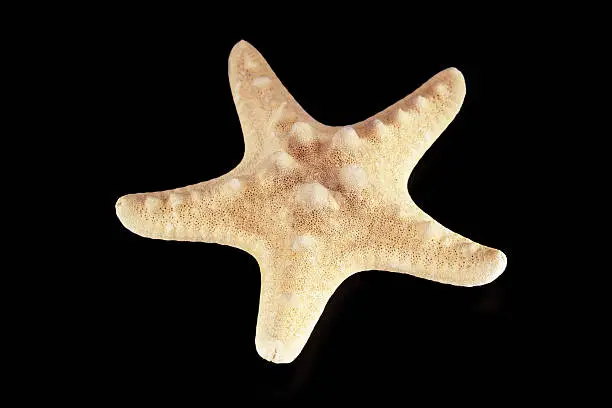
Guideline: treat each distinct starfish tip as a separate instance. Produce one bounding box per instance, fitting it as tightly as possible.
[115,194,130,215]
[478,248,508,286]
[443,67,466,89]
[494,249,508,275]
[256,338,297,364]
[231,39,252,52]
[115,194,139,232]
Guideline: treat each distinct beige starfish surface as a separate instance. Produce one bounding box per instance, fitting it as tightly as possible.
[115,40,507,363]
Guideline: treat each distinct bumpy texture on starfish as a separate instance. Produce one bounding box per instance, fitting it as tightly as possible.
[116,40,507,363]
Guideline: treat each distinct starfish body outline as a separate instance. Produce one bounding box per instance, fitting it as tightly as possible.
[116,40,507,364]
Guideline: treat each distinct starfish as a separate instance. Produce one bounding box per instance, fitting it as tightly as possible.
[115,40,507,363]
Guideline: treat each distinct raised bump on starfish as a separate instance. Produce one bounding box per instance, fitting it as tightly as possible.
[115,40,507,364]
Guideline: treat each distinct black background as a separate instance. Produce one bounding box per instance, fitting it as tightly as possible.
[67,8,555,403]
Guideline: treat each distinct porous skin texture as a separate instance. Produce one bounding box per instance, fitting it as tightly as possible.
[115,40,507,364]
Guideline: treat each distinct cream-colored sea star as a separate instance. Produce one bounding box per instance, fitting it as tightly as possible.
[115,40,507,363]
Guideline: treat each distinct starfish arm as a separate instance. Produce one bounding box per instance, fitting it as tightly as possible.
[370,210,506,287]
[354,68,466,176]
[254,251,349,364]
[114,177,268,256]
[228,40,322,172]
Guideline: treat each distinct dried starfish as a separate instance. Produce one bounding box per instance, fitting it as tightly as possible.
[115,40,507,363]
